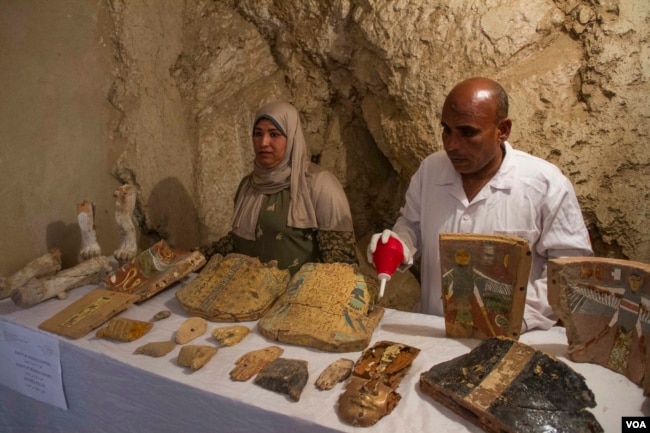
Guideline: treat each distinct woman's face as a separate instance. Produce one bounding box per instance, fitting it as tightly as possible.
[253,119,288,169]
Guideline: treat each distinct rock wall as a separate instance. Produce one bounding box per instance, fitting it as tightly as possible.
[108,0,649,264]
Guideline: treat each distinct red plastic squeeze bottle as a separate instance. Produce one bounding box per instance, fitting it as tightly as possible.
[372,236,404,298]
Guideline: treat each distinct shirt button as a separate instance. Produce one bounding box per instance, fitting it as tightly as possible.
[462,215,470,220]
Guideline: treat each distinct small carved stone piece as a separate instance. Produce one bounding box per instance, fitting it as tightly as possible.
[254,358,309,402]
[113,184,138,263]
[134,341,176,357]
[152,310,171,321]
[96,317,153,342]
[0,249,62,299]
[419,337,603,433]
[337,341,420,427]
[175,316,207,344]
[212,325,250,346]
[315,358,354,390]
[230,345,284,382]
[77,200,102,261]
[177,344,217,370]
[258,262,384,352]
[12,256,113,307]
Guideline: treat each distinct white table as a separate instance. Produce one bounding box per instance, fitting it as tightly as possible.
[0,278,646,433]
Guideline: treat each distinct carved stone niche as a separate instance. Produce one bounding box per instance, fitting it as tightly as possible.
[548,256,650,395]
[439,233,531,340]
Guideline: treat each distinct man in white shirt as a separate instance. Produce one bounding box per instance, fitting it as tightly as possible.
[368,77,593,331]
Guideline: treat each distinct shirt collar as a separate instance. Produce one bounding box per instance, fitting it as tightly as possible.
[434,141,515,191]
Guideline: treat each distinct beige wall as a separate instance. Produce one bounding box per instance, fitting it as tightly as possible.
[0,0,119,275]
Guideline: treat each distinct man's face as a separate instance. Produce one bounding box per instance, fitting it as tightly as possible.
[441,88,510,176]
[253,118,288,169]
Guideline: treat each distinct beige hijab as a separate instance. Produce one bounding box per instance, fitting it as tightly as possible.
[231,101,352,240]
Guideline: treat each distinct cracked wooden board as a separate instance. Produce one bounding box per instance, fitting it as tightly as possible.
[419,337,603,433]
[548,256,650,395]
[38,288,139,339]
[106,239,206,302]
[258,262,384,352]
[439,233,531,340]
[175,253,291,322]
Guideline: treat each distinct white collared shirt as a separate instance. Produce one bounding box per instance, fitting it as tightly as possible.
[393,141,593,331]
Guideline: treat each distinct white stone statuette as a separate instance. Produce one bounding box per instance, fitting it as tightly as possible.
[113,184,137,263]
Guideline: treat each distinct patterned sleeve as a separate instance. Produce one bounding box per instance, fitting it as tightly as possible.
[317,230,359,265]
[199,233,235,259]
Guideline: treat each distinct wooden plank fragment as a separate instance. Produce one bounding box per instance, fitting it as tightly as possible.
[106,239,206,302]
[258,262,384,352]
[548,256,650,395]
[38,289,139,339]
[439,233,531,340]
[230,346,284,382]
[254,358,309,402]
[315,358,354,391]
[176,253,290,322]
[419,337,603,433]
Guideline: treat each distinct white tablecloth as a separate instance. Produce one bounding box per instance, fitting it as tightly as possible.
[0,277,646,433]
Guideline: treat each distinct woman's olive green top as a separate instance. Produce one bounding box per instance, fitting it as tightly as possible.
[202,188,357,275]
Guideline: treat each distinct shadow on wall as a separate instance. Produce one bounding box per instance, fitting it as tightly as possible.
[46,221,82,269]
[143,177,200,250]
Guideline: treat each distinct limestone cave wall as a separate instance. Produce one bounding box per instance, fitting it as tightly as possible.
[108,0,650,264]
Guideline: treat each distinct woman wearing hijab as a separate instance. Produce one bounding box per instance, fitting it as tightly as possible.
[201,101,358,275]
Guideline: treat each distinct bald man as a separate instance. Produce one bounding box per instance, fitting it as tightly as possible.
[368,77,593,332]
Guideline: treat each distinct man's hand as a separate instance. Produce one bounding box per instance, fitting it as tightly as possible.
[367,229,412,267]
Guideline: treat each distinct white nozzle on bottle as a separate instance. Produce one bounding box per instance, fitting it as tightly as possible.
[378,273,391,298]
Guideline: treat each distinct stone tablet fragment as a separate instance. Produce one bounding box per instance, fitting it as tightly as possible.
[230,346,284,382]
[315,358,354,390]
[134,341,176,357]
[152,310,171,321]
[175,254,291,322]
[254,358,309,402]
[96,317,153,342]
[258,262,384,352]
[211,325,250,346]
[175,316,208,344]
[337,341,420,427]
[177,345,217,370]
[419,337,603,433]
